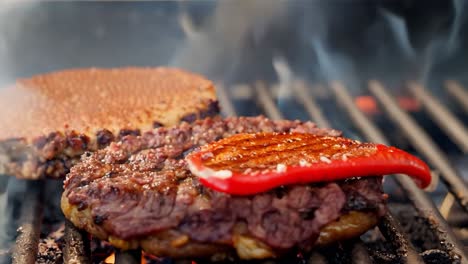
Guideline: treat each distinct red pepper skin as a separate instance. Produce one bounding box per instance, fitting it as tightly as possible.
[186,133,431,195]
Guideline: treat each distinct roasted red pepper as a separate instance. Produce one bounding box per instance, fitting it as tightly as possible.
[186,132,431,195]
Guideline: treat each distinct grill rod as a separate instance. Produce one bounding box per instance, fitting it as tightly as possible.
[255,81,284,120]
[11,180,43,264]
[216,83,237,117]
[331,81,468,263]
[63,220,90,264]
[445,80,468,114]
[408,81,468,153]
[293,80,331,128]
[379,214,425,264]
[369,80,468,213]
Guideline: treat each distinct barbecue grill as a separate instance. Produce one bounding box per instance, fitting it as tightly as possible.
[0,1,467,264]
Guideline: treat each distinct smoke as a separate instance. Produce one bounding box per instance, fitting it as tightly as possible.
[171,1,286,82]
[0,1,41,87]
[307,1,466,87]
[311,39,359,90]
[447,0,465,54]
[380,9,416,59]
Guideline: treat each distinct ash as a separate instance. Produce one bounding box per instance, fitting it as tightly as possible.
[36,224,63,264]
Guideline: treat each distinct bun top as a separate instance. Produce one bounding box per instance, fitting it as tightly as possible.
[0,67,216,140]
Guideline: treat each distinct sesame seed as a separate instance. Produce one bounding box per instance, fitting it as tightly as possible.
[276,163,287,173]
[320,156,332,164]
[299,159,310,167]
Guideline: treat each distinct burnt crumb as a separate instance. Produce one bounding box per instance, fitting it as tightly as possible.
[66,132,90,151]
[96,129,115,148]
[36,224,64,264]
[299,209,316,220]
[181,113,197,123]
[274,186,288,199]
[78,181,89,187]
[44,159,67,178]
[93,214,107,225]
[104,171,116,178]
[118,129,141,139]
[153,121,164,128]
[110,186,120,195]
[344,194,371,211]
[421,249,456,264]
[200,100,220,119]
[77,202,87,211]
[83,151,92,157]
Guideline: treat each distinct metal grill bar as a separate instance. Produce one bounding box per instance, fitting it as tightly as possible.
[216,83,237,117]
[330,81,468,263]
[378,214,425,264]
[293,80,331,128]
[445,80,468,114]
[63,220,90,264]
[369,80,468,213]
[255,81,284,120]
[11,181,43,264]
[408,81,468,153]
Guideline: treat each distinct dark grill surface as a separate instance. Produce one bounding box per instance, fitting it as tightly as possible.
[1,79,468,264]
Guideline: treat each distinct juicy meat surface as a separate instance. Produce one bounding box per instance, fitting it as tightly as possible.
[63,116,386,251]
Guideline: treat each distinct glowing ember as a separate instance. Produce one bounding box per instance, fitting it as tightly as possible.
[103,252,115,264]
[355,95,420,114]
[355,95,379,114]
[102,251,165,264]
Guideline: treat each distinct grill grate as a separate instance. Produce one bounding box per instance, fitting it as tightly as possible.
[3,79,468,263]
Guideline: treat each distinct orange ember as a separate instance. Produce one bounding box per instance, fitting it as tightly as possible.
[355,96,379,114]
[103,251,152,264]
[103,252,115,264]
[355,95,420,114]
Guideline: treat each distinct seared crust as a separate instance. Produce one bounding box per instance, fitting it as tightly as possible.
[0,67,218,179]
[62,116,386,259]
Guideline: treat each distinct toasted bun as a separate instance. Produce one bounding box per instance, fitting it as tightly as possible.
[0,67,217,141]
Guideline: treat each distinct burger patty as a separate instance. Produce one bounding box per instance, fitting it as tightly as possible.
[62,116,387,259]
[0,67,219,179]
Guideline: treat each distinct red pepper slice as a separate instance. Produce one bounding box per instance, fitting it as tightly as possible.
[186,132,431,195]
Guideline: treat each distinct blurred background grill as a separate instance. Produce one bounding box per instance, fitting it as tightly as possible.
[0,1,467,263]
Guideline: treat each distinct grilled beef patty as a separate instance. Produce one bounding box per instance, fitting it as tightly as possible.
[0,67,219,179]
[62,116,387,259]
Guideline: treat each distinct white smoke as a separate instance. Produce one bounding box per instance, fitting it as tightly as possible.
[0,1,40,87]
[380,0,466,84]
[171,1,286,81]
[380,9,416,59]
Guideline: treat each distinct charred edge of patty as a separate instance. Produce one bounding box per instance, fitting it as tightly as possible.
[0,100,219,179]
[61,193,380,260]
[61,178,385,261]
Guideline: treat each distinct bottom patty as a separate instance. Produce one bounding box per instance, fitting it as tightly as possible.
[62,116,387,259]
